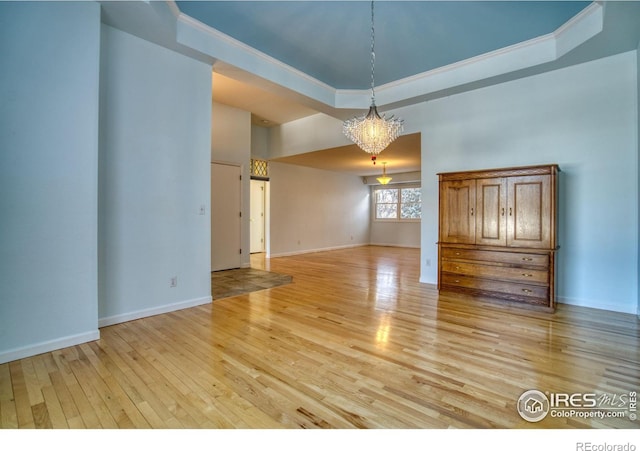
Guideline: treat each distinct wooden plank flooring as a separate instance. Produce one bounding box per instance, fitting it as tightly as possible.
[1,246,638,429]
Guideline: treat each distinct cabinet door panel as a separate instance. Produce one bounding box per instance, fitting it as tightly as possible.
[507,175,551,248]
[439,180,476,243]
[475,178,507,246]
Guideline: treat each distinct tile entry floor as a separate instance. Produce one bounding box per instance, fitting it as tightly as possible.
[211,267,293,300]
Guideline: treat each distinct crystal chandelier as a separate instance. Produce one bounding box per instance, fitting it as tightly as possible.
[343,0,404,164]
[376,162,392,185]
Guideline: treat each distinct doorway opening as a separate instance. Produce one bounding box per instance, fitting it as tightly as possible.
[250,178,269,256]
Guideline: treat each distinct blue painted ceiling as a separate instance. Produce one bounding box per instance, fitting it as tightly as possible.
[176,1,591,90]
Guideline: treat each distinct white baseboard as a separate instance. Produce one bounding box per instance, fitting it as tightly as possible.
[557,296,637,315]
[98,296,212,328]
[370,242,421,249]
[0,330,101,365]
[414,285,635,315]
[419,279,437,287]
[269,243,368,258]
[269,242,420,258]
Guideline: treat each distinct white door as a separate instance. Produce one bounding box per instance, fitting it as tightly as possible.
[250,180,266,253]
[211,163,242,271]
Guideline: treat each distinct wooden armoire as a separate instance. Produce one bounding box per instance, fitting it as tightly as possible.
[437,164,559,311]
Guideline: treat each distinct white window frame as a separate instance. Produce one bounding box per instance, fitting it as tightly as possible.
[373,183,422,223]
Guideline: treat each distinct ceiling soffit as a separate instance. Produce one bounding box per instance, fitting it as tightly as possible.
[175,2,603,112]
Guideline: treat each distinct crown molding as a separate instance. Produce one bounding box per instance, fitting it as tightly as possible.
[167,1,604,114]
[176,12,337,106]
[335,2,604,110]
[554,0,604,57]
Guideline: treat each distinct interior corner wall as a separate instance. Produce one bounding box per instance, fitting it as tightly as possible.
[268,113,350,159]
[269,162,370,257]
[211,101,251,268]
[98,25,212,326]
[637,43,640,317]
[0,2,101,363]
[251,125,270,160]
[419,51,638,314]
[370,220,420,248]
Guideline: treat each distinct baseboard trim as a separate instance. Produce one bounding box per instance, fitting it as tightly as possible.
[269,243,368,258]
[98,296,212,328]
[414,287,635,315]
[370,242,421,249]
[557,296,636,315]
[0,330,101,365]
[419,279,437,287]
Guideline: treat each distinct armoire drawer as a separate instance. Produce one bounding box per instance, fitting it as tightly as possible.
[440,273,549,300]
[441,247,549,268]
[441,261,549,285]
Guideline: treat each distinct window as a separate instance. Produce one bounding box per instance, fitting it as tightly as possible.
[374,185,422,221]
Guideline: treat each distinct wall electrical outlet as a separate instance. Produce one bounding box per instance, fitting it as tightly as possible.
[199,205,206,215]
[170,276,178,287]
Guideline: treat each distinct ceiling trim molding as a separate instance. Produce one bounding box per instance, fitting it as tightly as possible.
[175,1,602,114]
[119,0,606,118]
[176,11,338,107]
[335,2,604,110]
[555,1,604,57]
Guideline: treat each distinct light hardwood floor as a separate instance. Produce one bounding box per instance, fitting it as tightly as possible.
[1,246,638,429]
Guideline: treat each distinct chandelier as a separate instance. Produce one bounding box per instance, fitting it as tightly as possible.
[343,0,404,164]
[376,162,392,185]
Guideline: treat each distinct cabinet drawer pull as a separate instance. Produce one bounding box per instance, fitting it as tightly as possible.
[470,207,474,216]
[455,266,461,270]
[454,279,460,283]
[522,289,533,293]
[455,252,461,256]
[521,257,533,261]
[521,273,533,277]
[501,207,505,216]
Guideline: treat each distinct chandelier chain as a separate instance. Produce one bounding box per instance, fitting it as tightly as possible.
[370,0,376,105]
[342,0,404,159]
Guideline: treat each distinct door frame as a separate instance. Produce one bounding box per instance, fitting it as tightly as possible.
[250,179,267,254]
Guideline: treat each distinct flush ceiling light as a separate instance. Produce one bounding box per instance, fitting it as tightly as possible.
[343,0,404,164]
[376,162,392,185]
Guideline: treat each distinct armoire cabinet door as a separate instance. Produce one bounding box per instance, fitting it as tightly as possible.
[439,179,476,244]
[475,178,507,246]
[507,175,551,249]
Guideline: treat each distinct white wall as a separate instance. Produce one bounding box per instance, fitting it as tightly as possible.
[0,2,101,363]
[212,102,251,161]
[98,25,212,326]
[269,113,351,159]
[269,163,370,256]
[637,43,640,317]
[368,172,422,248]
[269,118,421,250]
[211,102,251,267]
[251,125,270,160]
[370,220,420,248]
[419,51,638,314]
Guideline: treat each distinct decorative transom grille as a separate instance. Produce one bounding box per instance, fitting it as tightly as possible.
[251,159,268,178]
